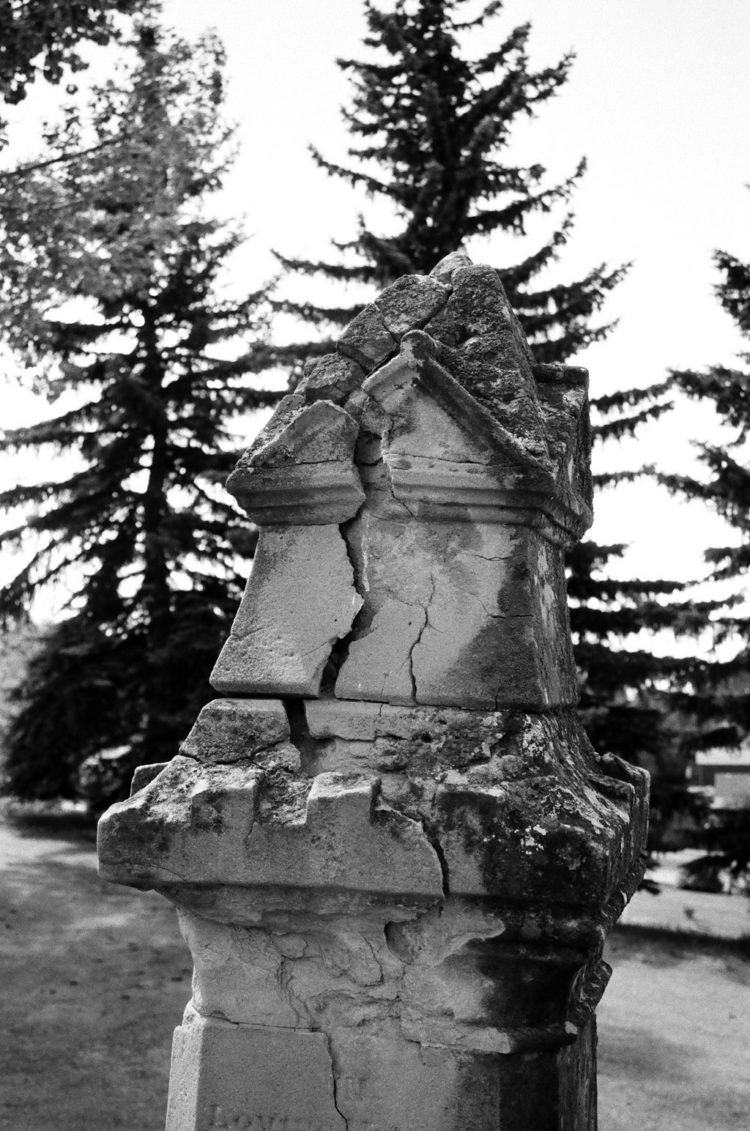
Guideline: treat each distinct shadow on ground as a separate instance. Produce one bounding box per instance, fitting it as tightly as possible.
[598,931,750,1131]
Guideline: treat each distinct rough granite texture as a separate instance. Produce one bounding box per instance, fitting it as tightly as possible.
[98,252,649,1131]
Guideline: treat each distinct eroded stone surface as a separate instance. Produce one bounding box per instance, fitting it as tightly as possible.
[211,525,362,697]
[181,699,290,765]
[98,757,445,898]
[534,362,593,511]
[437,343,549,461]
[374,273,449,335]
[168,891,607,1130]
[239,393,305,460]
[177,891,605,1047]
[242,401,358,469]
[296,351,365,405]
[305,698,508,747]
[424,263,532,360]
[429,248,473,284]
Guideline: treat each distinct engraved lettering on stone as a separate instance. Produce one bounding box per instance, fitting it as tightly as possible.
[207,1106,328,1131]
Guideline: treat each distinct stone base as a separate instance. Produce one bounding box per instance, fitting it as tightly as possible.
[166,1007,596,1131]
[166,1009,344,1130]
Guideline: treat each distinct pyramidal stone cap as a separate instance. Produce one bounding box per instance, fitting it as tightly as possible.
[226,252,592,540]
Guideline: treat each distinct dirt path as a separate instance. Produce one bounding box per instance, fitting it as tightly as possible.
[1,813,749,1130]
[0,815,190,1130]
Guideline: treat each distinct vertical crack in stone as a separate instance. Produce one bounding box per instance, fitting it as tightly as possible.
[322,488,373,694]
[282,699,320,776]
[421,816,450,898]
[401,607,427,704]
[325,1034,350,1130]
[407,567,435,704]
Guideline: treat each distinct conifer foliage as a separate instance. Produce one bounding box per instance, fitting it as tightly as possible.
[564,377,721,851]
[277,0,626,363]
[661,239,750,874]
[667,246,750,701]
[567,531,715,850]
[0,25,276,807]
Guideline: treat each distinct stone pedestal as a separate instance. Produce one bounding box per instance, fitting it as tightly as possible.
[98,252,648,1130]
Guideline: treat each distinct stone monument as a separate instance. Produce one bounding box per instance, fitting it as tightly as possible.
[98,252,649,1130]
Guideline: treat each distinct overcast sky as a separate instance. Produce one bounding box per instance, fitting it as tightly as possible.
[3,0,749,625]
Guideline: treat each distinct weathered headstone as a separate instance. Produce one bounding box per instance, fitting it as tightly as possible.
[98,252,648,1131]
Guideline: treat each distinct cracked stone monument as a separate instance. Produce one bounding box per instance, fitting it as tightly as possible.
[98,252,649,1131]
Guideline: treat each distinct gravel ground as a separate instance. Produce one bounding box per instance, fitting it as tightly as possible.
[1,812,748,1130]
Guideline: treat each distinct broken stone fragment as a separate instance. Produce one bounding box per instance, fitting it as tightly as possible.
[226,401,366,525]
[239,392,305,462]
[129,762,167,794]
[374,273,449,335]
[211,524,363,697]
[242,399,359,468]
[295,351,364,404]
[366,336,501,466]
[180,699,290,764]
[429,247,473,284]
[337,302,397,371]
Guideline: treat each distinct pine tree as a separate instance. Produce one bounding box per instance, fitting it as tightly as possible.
[660,240,750,877]
[567,533,717,851]
[565,383,725,852]
[0,23,278,809]
[276,0,626,364]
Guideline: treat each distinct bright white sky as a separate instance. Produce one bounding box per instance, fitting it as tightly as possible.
[2,0,749,628]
